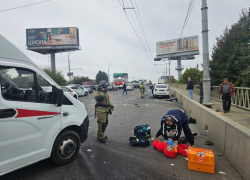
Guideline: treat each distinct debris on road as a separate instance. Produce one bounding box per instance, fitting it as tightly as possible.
[204,141,214,146]
[87,149,92,152]
[170,164,174,166]
[219,171,226,174]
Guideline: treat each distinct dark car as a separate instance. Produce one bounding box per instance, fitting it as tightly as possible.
[133,83,140,88]
[107,84,118,91]
[93,85,99,91]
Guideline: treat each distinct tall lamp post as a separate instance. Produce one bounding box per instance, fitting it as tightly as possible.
[133,73,136,81]
[108,63,113,83]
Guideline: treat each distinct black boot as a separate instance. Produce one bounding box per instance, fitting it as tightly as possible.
[99,139,106,143]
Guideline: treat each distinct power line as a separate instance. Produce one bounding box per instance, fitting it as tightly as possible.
[117,0,158,74]
[179,0,195,38]
[0,0,51,13]
[124,0,146,51]
[132,0,154,59]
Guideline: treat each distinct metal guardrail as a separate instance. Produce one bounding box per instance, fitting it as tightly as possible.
[172,83,250,110]
[211,86,250,110]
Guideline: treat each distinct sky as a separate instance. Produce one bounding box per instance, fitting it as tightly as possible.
[0,0,249,83]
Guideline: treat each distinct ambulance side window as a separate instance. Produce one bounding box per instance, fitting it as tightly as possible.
[37,74,54,104]
[0,66,36,102]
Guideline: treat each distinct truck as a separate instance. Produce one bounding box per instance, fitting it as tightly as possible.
[113,73,128,89]
[0,34,89,176]
[158,78,165,84]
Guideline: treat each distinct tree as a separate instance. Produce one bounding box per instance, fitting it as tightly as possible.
[179,68,202,84]
[42,67,67,86]
[210,8,250,86]
[71,76,91,84]
[95,70,108,84]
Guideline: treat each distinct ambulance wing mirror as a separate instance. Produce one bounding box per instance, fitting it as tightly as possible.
[53,86,63,107]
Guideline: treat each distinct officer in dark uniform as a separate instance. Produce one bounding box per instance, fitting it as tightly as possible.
[94,80,114,143]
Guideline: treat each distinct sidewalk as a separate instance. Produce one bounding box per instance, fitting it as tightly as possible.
[171,87,250,129]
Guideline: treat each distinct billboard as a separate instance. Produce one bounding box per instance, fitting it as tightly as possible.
[156,35,198,56]
[161,76,166,80]
[26,27,79,54]
[113,73,128,79]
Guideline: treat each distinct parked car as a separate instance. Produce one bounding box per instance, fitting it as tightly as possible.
[153,84,170,98]
[133,83,140,88]
[126,83,134,91]
[107,84,118,91]
[93,85,99,91]
[81,85,93,93]
[66,84,79,87]
[67,86,89,96]
[61,86,78,99]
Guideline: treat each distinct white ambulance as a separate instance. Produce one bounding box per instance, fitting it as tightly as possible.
[0,34,89,176]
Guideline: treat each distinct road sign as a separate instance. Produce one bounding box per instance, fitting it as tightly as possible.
[67,72,73,76]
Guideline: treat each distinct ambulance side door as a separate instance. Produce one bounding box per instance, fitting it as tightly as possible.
[0,65,61,174]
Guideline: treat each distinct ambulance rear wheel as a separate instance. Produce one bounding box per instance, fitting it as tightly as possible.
[51,130,80,165]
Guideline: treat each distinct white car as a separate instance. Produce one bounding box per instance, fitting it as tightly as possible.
[126,84,134,91]
[61,86,78,99]
[153,83,170,98]
[67,86,88,96]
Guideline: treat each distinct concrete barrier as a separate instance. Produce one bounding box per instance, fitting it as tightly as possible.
[170,87,250,180]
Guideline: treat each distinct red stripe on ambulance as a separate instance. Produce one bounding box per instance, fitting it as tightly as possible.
[15,108,60,118]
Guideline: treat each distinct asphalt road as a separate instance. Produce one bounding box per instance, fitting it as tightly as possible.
[1,88,243,180]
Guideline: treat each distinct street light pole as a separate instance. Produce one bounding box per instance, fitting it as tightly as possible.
[133,73,136,81]
[108,63,113,83]
[201,0,213,107]
[167,47,171,87]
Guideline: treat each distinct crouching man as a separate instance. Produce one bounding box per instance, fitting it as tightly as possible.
[151,109,195,147]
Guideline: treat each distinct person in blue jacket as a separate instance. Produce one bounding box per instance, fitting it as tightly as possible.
[151,109,195,147]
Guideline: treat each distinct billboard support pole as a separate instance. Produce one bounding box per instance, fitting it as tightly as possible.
[68,52,72,84]
[51,52,55,71]
[169,58,171,87]
[201,0,213,107]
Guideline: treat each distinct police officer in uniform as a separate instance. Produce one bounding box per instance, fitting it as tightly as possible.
[94,80,114,143]
[139,82,145,98]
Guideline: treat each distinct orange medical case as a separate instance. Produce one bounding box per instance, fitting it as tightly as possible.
[187,147,215,173]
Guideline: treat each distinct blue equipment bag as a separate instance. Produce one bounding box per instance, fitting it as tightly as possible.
[129,137,150,147]
[134,124,151,138]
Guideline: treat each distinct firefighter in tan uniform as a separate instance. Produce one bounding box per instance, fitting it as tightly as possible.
[139,82,145,98]
[94,80,114,143]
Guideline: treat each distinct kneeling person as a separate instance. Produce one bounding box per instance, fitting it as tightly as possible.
[94,80,114,143]
[152,109,195,147]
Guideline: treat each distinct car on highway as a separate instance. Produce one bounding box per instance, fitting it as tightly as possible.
[93,85,99,91]
[133,83,140,88]
[61,86,78,99]
[126,83,134,91]
[153,83,170,98]
[68,86,89,96]
[81,85,93,93]
[66,84,79,87]
[107,84,118,91]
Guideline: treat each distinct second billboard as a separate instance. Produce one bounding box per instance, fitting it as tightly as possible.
[156,35,199,56]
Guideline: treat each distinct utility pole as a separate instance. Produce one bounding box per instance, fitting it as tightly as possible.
[201,0,213,107]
